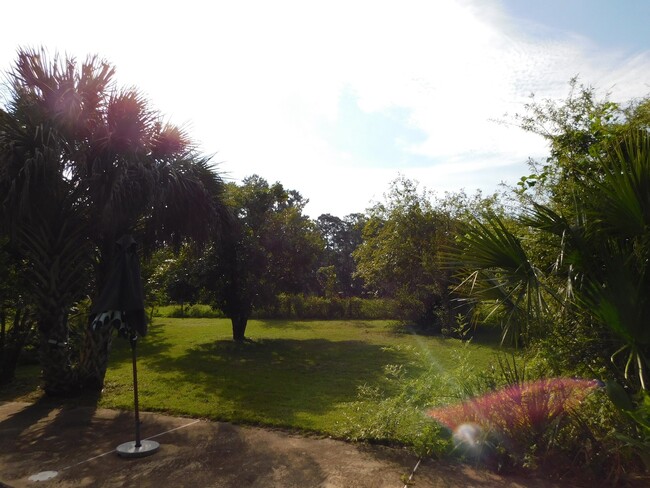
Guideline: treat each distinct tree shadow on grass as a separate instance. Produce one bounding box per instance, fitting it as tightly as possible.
[140,338,415,428]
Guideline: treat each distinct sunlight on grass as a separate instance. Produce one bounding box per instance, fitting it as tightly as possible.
[97,319,498,434]
[0,319,501,448]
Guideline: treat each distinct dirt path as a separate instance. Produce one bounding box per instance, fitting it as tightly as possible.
[0,401,570,487]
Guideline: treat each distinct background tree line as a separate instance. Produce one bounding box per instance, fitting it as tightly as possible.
[141,173,487,339]
[2,48,649,405]
[156,77,650,398]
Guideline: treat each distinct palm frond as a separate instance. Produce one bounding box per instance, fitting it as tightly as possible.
[449,213,549,346]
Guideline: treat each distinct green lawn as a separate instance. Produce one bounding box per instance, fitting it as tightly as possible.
[101,319,498,431]
[1,319,502,445]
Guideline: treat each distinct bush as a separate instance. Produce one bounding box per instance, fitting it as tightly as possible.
[154,304,224,318]
[432,352,650,483]
[253,295,400,320]
[358,298,399,320]
[154,296,401,320]
[338,345,649,483]
[335,344,464,456]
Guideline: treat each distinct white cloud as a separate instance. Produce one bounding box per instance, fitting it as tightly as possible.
[2,0,650,218]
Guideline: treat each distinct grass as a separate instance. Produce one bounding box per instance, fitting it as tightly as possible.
[105,319,499,432]
[1,319,501,443]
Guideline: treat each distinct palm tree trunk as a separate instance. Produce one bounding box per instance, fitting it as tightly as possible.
[78,323,114,391]
[38,310,77,396]
[77,241,116,392]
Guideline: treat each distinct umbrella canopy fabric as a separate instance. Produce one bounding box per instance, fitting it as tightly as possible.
[89,235,147,337]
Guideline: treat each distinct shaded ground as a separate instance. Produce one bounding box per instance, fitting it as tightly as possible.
[0,401,573,488]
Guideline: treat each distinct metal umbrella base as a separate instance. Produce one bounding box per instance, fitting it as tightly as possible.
[116,439,160,458]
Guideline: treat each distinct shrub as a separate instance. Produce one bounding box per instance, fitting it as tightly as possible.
[358,298,399,320]
[335,345,467,457]
[428,378,599,470]
[253,295,400,320]
[154,304,224,318]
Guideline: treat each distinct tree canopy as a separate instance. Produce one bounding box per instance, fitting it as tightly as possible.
[354,176,456,329]
[0,48,225,393]
[452,81,650,391]
[199,175,322,340]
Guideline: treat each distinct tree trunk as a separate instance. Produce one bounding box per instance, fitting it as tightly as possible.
[38,310,78,396]
[77,241,115,392]
[78,323,115,392]
[231,315,248,342]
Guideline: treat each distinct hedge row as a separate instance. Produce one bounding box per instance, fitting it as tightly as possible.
[156,296,400,320]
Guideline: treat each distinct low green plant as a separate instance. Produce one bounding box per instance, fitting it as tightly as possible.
[551,387,647,484]
[154,304,224,318]
[603,381,650,472]
[335,343,494,457]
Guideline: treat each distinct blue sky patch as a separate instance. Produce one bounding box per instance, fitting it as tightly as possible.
[322,88,432,168]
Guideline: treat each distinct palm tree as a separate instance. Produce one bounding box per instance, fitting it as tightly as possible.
[0,48,224,394]
[450,130,650,391]
[0,76,92,393]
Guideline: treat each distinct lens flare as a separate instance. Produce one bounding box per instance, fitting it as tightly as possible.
[452,422,483,451]
[428,378,599,435]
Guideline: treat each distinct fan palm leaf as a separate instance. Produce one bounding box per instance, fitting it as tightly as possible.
[450,213,549,346]
[575,131,650,388]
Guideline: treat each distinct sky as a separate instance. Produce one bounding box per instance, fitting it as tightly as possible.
[1,0,649,218]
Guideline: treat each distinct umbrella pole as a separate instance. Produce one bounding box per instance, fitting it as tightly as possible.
[116,329,159,458]
[130,334,141,448]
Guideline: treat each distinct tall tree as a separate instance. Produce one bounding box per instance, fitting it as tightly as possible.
[200,176,322,340]
[513,77,642,209]
[353,176,455,330]
[315,213,366,297]
[0,48,224,393]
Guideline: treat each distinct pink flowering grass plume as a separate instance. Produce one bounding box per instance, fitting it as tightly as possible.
[428,378,600,459]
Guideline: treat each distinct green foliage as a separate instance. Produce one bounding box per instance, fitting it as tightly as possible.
[199,176,323,340]
[603,381,650,471]
[155,304,225,319]
[254,294,399,320]
[0,238,36,384]
[556,388,649,483]
[451,212,549,347]
[315,213,366,297]
[514,77,630,207]
[0,48,225,393]
[160,245,204,313]
[454,108,650,391]
[154,297,400,320]
[354,176,455,330]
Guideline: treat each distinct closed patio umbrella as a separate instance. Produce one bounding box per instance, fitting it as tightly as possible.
[89,234,159,458]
